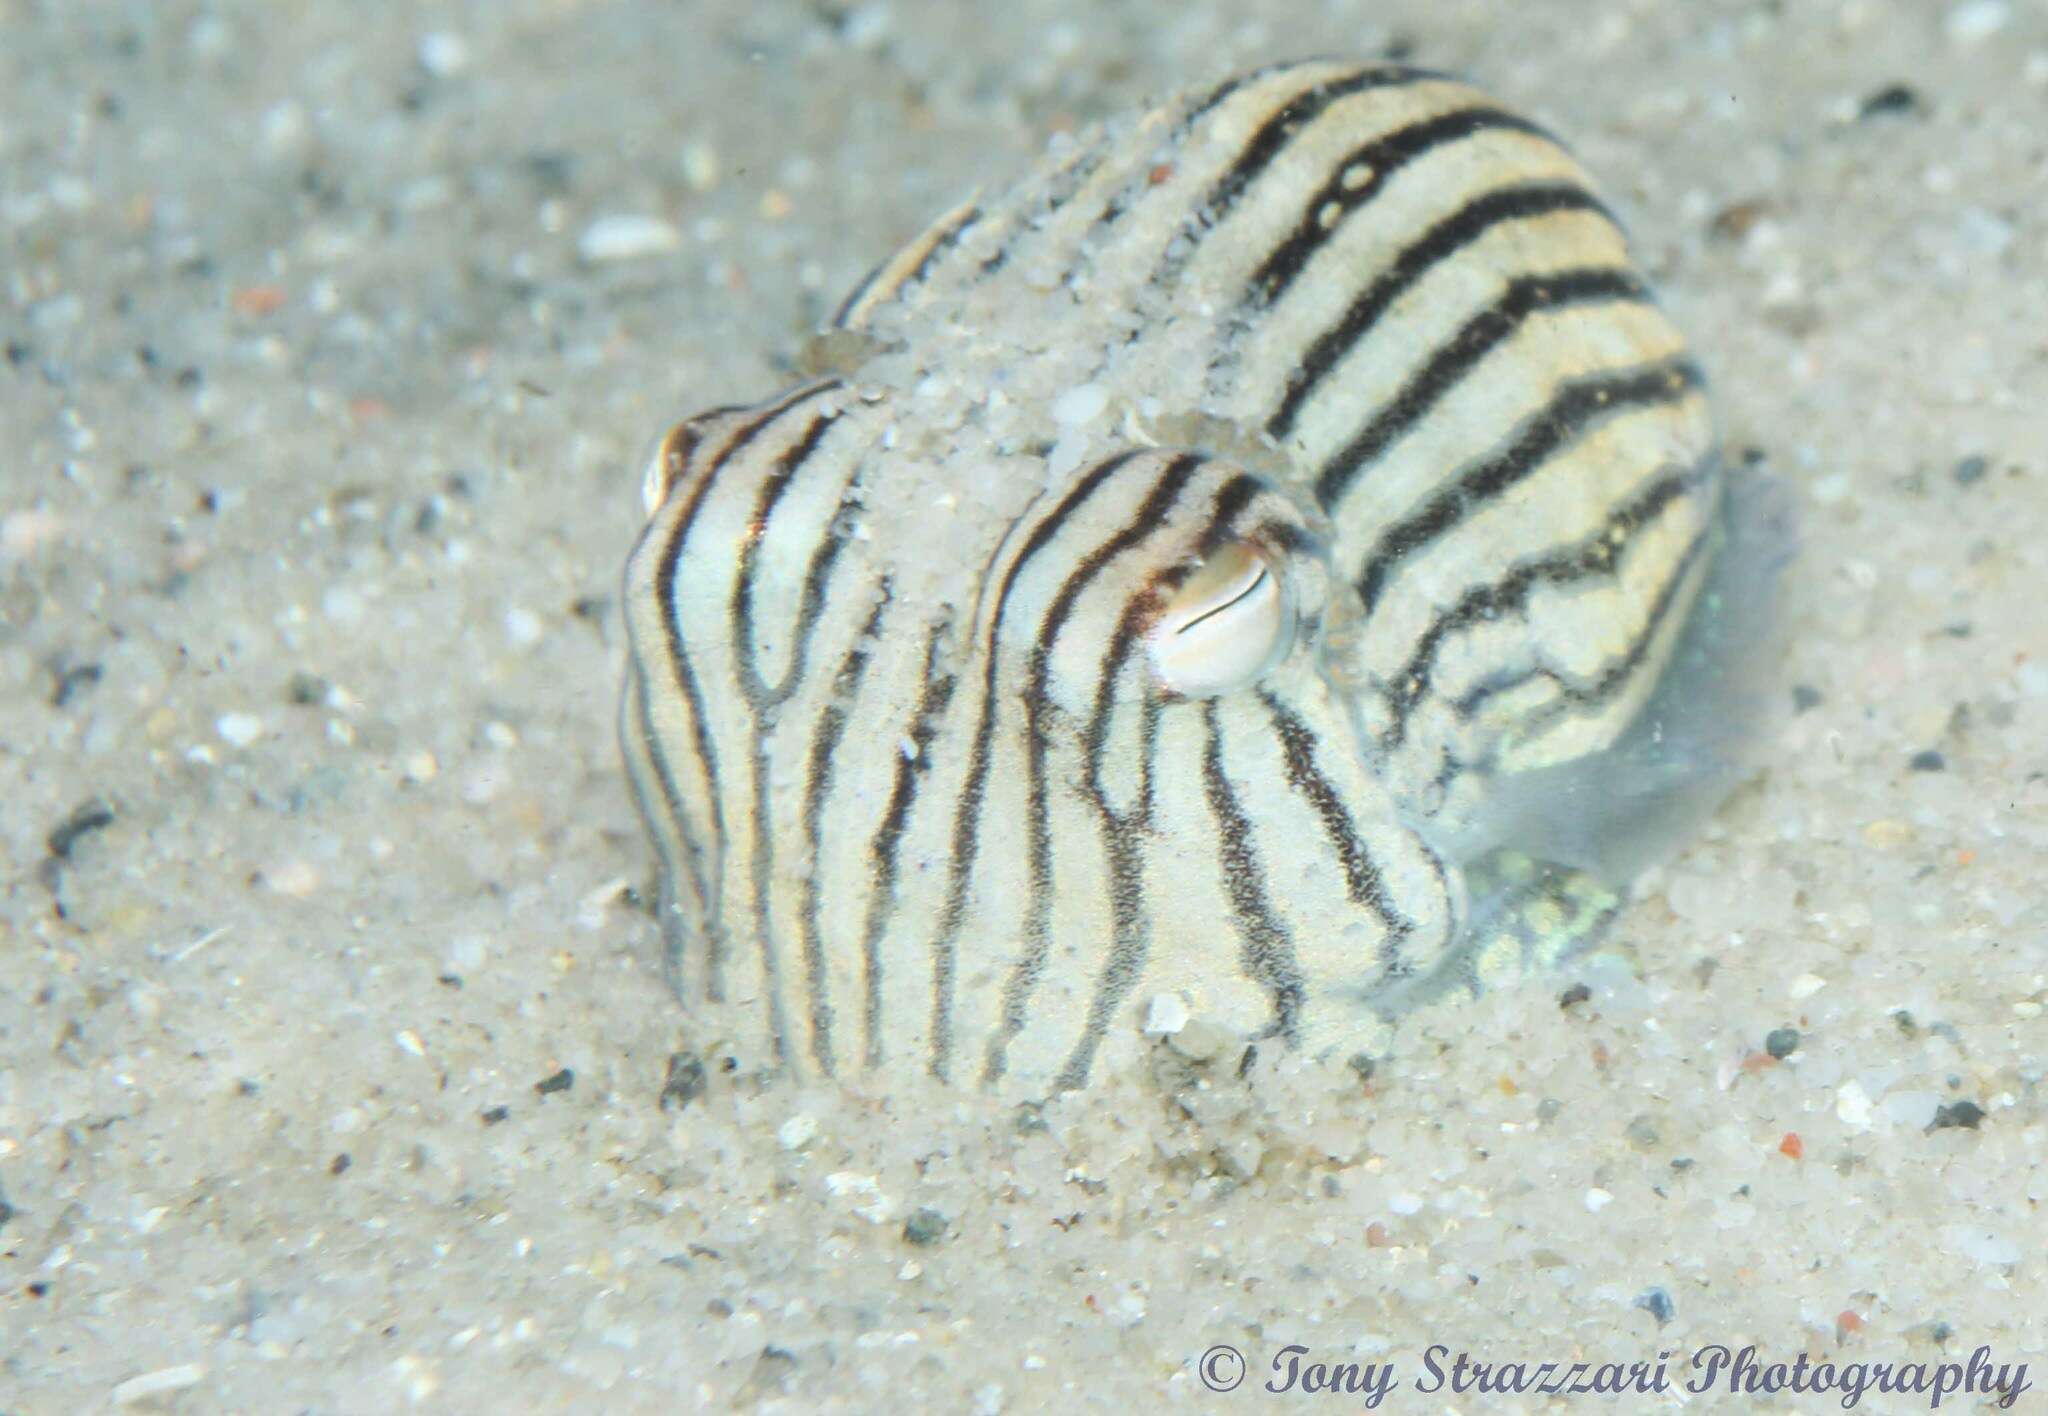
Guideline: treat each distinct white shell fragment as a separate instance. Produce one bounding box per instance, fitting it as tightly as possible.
[578,213,683,263]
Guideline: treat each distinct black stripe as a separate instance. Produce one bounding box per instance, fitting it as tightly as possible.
[1383,462,1708,747]
[859,622,959,1070]
[731,411,860,712]
[1266,183,1613,442]
[1141,66,1436,294]
[831,203,983,326]
[1047,574,1189,1089]
[1200,699,1304,1041]
[830,257,890,328]
[1194,473,1267,557]
[1452,515,1716,732]
[1353,355,1703,615]
[725,402,865,1070]
[1056,63,1318,278]
[1316,266,1650,507]
[983,453,1206,1085]
[653,381,842,1000]
[926,448,1150,1081]
[796,584,891,1076]
[1246,107,1552,310]
[746,743,794,1067]
[626,657,709,921]
[1198,66,1431,238]
[1260,689,1412,974]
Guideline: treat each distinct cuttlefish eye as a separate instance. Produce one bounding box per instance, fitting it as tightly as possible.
[1145,540,1294,698]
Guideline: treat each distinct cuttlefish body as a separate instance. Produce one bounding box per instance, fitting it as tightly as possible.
[619,60,1786,1093]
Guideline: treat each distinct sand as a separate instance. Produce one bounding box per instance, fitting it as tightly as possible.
[2,0,2043,1409]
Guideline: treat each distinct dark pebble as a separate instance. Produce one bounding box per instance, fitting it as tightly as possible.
[523,151,577,192]
[1764,1026,1801,1060]
[480,1106,510,1126]
[659,1052,707,1111]
[287,671,330,705]
[1909,749,1946,772]
[48,799,115,859]
[1709,200,1769,242]
[52,662,102,708]
[901,1207,949,1246]
[535,1067,574,1096]
[1929,1100,1985,1132]
[1954,455,1989,486]
[0,1187,14,1232]
[1634,1287,1676,1325]
[1791,684,1823,713]
[1859,83,1923,119]
[1347,1052,1377,1084]
[1558,982,1592,1008]
[330,1153,351,1176]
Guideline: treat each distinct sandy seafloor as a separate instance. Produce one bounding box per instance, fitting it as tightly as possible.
[3,0,2046,1409]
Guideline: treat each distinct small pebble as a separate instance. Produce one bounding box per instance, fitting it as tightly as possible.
[418,31,470,77]
[1050,383,1108,426]
[1791,684,1823,713]
[578,214,683,263]
[1908,749,1946,772]
[48,798,115,858]
[660,1052,707,1111]
[682,140,720,192]
[901,1207,948,1246]
[215,711,264,747]
[1764,1026,1801,1059]
[1141,993,1189,1035]
[1858,83,1923,119]
[534,1067,574,1097]
[112,1364,207,1406]
[1634,1288,1675,1325]
[778,1113,819,1150]
[1836,1082,1874,1130]
[1953,454,1989,486]
[266,860,321,898]
[1788,972,1828,1001]
[503,605,545,648]
[1585,1188,1614,1213]
[1929,1100,1985,1131]
[1946,0,2010,46]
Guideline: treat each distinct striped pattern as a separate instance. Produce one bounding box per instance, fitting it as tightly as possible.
[621,61,1729,1092]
